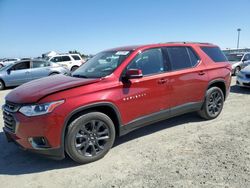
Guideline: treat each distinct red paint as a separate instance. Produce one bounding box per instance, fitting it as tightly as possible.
[4,43,232,153]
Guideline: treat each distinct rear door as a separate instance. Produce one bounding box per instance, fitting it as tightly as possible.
[119,48,171,124]
[30,60,51,80]
[7,61,31,86]
[162,46,208,109]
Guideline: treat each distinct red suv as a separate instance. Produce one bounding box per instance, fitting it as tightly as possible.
[3,42,231,163]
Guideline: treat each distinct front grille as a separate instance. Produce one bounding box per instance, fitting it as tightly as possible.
[245,74,250,79]
[3,110,16,133]
[4,101,20,112]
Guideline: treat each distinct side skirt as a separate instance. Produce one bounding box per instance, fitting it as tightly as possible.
[119,102,203,136]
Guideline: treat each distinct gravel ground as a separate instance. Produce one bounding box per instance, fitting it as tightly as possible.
[0,77,249,188]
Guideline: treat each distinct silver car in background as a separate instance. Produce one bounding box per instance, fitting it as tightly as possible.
[236,65,250,88]
[0,59,69,90]
[225,53,250,75]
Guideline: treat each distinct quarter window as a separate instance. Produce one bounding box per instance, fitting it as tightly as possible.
[72,55,81,60]
[127,48,164,76]
[201,47,227,62]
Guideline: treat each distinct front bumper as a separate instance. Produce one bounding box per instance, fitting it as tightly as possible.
[2,109,66,160]
[236,76,250,88]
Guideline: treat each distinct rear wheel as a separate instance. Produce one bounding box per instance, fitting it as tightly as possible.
[0,80,5,90]
[198,87,224,120]
[71,66,79,72]
[65,112,115,164]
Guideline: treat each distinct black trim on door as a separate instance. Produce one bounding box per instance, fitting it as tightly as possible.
[120,102,203,136]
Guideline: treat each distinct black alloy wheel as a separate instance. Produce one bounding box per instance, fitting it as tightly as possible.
[65,112,115,164]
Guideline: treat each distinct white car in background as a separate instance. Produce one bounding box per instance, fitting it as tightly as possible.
[46,54,85,72]
[0,58,20,68]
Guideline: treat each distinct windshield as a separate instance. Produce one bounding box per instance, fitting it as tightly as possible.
[226,54,243,62]
[0,63,13,71]
[72,50,132,78]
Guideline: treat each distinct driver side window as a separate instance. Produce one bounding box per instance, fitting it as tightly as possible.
[127,48,164,76]
[12,61,30,71]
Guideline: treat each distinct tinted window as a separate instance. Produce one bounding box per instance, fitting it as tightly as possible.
[72,55,81,60]
[12,61,30,70]
[244,54,250,61]
[166,47,192,70]
[50,56,62,62]
[187,48,200,66]
[32,61,50,68]
[61,56,71,61]
[127,48,164,75]
[201,47,227,62]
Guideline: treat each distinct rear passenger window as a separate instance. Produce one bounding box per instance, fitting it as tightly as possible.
[72,55,81,60]
[201,47,227,62]
[127,48,164,76]
[61,56,71,61]
[166,47,192,70]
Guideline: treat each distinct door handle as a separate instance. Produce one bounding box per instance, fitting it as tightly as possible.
[198,71,205,76]
[158,78,168,84]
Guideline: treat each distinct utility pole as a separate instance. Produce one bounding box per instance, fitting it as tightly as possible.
[237,28,241,49]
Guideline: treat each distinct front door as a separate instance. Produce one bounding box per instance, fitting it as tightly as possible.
[6,61,31,86]
[119,48,170,124]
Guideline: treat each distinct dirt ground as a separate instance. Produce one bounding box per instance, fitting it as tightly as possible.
[0,77,249,188]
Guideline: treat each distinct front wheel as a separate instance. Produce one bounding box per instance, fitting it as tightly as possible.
[198,87,224,120]
[234,66,241,76]
[65,112,116,164]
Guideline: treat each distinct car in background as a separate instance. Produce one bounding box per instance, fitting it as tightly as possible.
[0,59,69,90]
[236,65,250,88]
[0,58,20,68]
[46,54,85,72]
[225,52,250,75]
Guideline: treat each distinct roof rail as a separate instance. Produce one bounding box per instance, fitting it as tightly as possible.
[163,41,214,45]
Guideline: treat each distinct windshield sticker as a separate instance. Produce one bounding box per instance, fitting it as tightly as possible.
[115,51,130,56]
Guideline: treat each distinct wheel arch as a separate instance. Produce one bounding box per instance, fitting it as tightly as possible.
[61,102,122,150]
[49,71,60,75]
[0,77,6,88]
[207,79,226,100]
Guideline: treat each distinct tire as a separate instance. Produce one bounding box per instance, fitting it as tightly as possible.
[0,80,5,90]
[234,66,241,76]
[71,66,79,72]
[198,87,224,120]
[0,64,3,68]
[65,112,116,164]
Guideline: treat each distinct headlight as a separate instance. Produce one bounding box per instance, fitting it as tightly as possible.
[19,100,64,117]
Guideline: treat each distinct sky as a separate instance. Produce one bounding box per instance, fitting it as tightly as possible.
[0,0,249,58]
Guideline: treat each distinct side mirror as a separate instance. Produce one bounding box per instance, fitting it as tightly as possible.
[7,69,12,74]
[125,69,143,79]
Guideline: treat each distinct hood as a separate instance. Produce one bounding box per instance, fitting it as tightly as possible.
[6,75,100,104]
[242,65,250,73]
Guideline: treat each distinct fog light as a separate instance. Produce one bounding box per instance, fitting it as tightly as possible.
[28,137,50,149]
